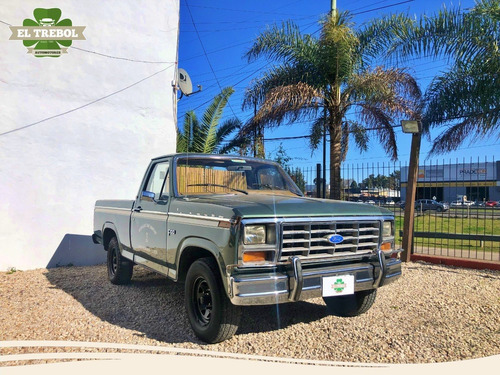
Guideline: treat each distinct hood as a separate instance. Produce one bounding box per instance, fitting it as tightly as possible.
[182,193,393,218]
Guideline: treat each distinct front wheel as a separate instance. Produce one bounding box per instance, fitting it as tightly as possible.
[185,258,241,343]
[323,289,377,317]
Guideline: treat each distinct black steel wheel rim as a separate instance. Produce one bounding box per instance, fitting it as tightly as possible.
[110,248,118,275]
[193,277,212,326]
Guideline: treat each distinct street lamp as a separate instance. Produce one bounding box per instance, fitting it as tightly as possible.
[401,120,422,262]
[401,120,422,134]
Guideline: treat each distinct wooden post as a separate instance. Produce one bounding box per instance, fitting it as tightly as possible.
[316,163,322,198]
[401,132,422,262]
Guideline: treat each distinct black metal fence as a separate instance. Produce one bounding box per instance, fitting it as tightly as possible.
[292,157,500,262]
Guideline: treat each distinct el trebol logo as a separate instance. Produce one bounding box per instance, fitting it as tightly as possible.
[9,8,85,58]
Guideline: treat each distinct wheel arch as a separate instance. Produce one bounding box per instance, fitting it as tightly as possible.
[102,223,119,251]
[176,237,226,286]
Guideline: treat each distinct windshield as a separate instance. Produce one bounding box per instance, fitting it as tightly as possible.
[175,156,303,197]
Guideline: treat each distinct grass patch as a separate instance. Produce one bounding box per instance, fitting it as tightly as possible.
[394,212,500,253]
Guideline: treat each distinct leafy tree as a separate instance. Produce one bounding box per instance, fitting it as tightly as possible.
[363,0,499,153]
[241,12,421,199]
[388,170,401,190]
[361,174,391,189]
[269,143,307,193]
[177,87,242,154]
[270,143,292,168]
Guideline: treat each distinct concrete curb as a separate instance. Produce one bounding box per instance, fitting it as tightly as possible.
[410,254,500,271]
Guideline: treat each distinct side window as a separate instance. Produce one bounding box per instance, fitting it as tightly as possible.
[144,162,169,201]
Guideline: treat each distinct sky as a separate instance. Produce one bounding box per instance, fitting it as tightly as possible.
[177,0,497,171]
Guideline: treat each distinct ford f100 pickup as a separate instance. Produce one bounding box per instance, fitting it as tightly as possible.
[93,153,402,343]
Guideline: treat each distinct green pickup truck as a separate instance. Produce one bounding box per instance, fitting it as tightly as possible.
[93,153,402,343]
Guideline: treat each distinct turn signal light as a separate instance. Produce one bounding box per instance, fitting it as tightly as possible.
[380,242,392,252]
[243,251,267,263]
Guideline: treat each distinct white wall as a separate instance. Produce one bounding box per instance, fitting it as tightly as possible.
[0,1,179,270]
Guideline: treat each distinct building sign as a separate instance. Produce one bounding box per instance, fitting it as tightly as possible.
[417,167,445,180]
[9,8,85,57]
[402,163,496,183]
[459,169,487,175]
[401,181,496,188]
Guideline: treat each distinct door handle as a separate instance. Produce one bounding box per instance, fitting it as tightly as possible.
[133,206,143,212]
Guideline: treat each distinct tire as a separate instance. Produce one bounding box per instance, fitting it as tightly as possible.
[185,257,241,343]
[436,207,443,212]
[323,289,377,317]
[107,237,133,285]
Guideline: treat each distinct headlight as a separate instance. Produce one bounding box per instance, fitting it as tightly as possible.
[381,221,395,253]
[382,221,393,238]
[244,225,266,245]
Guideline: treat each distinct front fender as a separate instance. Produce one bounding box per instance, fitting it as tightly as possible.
[176,236,230,291]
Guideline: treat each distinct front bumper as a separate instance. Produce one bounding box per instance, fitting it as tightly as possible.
[227,250,402,306]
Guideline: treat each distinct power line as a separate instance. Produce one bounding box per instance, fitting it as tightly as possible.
[71,46,175,64]
[183,0,239,119]
[0,65,174,137]
[351,0,415,16]
[187,2,305,17]
[351,0,393,13]
[180,13,318,25]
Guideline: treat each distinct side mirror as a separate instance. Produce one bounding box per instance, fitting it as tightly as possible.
[142,191,156,202]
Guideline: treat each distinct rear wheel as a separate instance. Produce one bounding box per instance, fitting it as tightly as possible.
[185,257,241,343]
[107,237,133,285]
[323,289,377,317]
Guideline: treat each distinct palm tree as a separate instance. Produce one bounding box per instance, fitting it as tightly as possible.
[241,12,421,199]
[362,0,499,154]
[177,87,242,154]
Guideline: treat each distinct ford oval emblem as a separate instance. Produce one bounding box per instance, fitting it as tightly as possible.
[325,234,344,244]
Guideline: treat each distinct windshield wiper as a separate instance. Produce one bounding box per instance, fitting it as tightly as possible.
[187,183,248,195]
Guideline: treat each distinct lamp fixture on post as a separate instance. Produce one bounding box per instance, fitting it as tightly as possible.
[401,120,422,134]
[401,119,422,262]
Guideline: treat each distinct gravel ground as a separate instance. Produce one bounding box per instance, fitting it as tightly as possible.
[1,262,499,365]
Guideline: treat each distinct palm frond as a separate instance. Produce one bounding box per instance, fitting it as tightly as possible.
[195,87,234,153]
[347,67,423,135]
[319,12,360,84]
[176,111,197,153]
[348,121,369,153]
[429,116,495,154]
[424,65,499,131]
[358,103,398,161]
[358,13,417,66]
[254,82,322,127]
[214,118,242,154]
[309,116,327,151]
[340,121,350,161]
[242,63,321,110]
[361,0,499,68]
[245,20,319,66]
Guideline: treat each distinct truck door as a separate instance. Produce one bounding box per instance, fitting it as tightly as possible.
[130,160,170,274]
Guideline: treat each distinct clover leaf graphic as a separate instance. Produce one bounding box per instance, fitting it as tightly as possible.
[23,8,72,58]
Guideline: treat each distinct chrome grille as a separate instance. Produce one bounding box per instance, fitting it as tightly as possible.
[279,220,380,261]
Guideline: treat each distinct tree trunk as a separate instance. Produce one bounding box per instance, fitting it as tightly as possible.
[255,124,265,158]
[329,121,342,200]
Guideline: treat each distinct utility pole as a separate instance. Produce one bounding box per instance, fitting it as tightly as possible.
[322,108,327,199]
[322,0,339,199]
